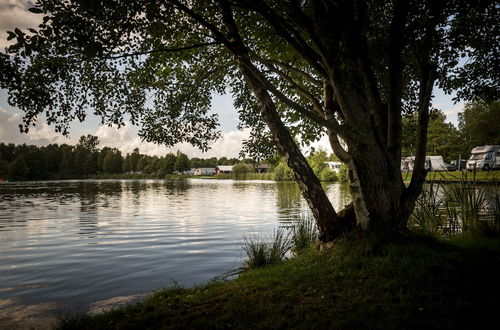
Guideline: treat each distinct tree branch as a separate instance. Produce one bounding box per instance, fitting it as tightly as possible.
[217,0,346,241]
[387,0,410,157]
[236,0,329,79]
[103,41,221,59]
[258,74,351,138]
[405,0,445,205]
[323,81,351,162]
[351,2,387,148]
[252,57,322,88]
[258,60,324,115]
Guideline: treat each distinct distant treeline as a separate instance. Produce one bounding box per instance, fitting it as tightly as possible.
[0,135,242,181]
[0,135,348,183]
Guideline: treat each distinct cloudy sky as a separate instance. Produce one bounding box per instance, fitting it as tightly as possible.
[0,0,462,158]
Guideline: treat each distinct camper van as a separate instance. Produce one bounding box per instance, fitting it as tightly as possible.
[401,155,451,172]
[325,161,342,173]
[466,145,500,171]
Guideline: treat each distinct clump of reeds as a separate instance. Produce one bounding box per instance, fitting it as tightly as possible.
[410,170,499,236]
[410,181,446,234]
[241,228,291,270]
[290,215,318,253]
[442,171,487,234]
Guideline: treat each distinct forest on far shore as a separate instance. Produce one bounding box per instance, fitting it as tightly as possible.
[0,101,498,182]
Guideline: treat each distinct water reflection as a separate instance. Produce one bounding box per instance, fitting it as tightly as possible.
[0,179,350,326]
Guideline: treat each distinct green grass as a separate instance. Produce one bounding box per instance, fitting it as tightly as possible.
[402,170,500,182]
[56,232,500,330]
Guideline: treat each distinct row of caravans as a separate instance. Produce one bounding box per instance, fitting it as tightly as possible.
[401,156,451,172]
[401,145,500,172]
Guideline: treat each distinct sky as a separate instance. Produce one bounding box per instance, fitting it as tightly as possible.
[0,0,464,158]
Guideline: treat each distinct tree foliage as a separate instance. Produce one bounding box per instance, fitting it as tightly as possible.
[1,0,498,241]
[459,101,500,151]
[0,140,244,180]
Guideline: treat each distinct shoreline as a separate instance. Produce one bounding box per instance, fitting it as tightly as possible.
[54,233,500,329]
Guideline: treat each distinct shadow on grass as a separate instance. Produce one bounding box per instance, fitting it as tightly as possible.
[56,231,500,330]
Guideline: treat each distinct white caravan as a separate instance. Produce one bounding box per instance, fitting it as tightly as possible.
[401,155,450,172]
[194,168,216,176]
[466,145,500,171]
[325,161,342,173]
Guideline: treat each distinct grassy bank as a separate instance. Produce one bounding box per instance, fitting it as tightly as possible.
[57,232,500,329]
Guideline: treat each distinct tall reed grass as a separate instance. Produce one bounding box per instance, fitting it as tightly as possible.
[240,215,320,270]
[410,170,499,236]
[241,228,291,270]
[290,215,318,252]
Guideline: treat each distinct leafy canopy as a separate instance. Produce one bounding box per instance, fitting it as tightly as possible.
[0,0,498,159]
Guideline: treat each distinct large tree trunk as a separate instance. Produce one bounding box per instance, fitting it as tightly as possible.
[349,144,407,230]
[217,2,354,242]
[215,0,428,242]
[237,64,352,242]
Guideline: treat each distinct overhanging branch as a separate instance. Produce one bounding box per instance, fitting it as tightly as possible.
[104,41,221,59]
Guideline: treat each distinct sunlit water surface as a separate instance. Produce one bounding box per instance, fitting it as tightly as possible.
[0,179,350,328]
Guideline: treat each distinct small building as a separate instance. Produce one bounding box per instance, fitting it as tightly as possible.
[194,168,215,176]
[215,165,234,174]
[255,162,271,173]
[325,161,342,173]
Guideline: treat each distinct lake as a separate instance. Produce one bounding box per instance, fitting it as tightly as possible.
[0,179,351,328]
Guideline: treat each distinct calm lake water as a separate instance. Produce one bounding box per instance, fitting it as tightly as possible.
[0,179,350,328]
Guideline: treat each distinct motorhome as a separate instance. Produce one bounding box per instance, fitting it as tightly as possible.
[401,155,451,172]
[194,168,215,176]
[466,145,500,171]
[325,161,342,173]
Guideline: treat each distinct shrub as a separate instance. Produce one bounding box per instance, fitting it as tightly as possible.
[273,161,293,181]
[241,228,291,270]
[319,167,338,182]
[232,162,252,180]
[338,163,349,182]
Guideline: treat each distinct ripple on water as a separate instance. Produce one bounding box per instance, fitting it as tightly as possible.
[0,179,349,326]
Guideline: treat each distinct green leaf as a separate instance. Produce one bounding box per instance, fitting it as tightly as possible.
[7,31,16,41]
[28,7,44,14]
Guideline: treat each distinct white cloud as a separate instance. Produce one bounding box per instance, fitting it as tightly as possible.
[0,0,42,50]
[307,134,332,154]
[0,108,76,145]
[434,102,464,125]
[95,122,249,158]
[0,108,248,158]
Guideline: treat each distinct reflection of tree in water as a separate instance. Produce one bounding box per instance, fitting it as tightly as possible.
[76,181,124,237]
[275,182,353,226]
[275,182,303,223]
[77,182,101,237]
[124,181,143,208]
[324,183,352,211]
[160,180,192,196]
